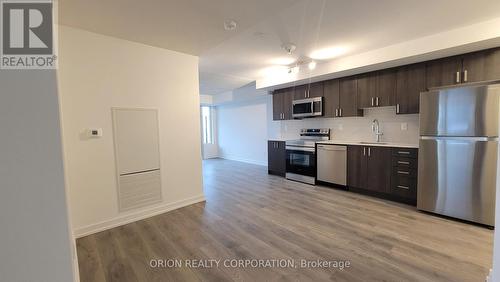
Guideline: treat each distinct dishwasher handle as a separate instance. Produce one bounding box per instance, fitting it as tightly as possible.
[317,145,347,151]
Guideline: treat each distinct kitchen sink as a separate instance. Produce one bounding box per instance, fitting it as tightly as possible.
[358,142,388,145]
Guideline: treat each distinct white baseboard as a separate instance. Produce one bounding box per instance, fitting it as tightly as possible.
[219,155,267,166]
[73,194,206,238]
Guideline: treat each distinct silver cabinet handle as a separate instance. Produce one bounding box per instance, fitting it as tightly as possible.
[371,97,374,106]
[376,97,379,106]
[398,151,410,155]
[363,147,366,156]
[368,147,371,157]
[339,108,343,117]
[397,161,410,165]
[335,108,338,117]
[456,71,460,83]
[396,103,400,114]
[464,69,468,82]
[397,185,410,190]
[397,171,410,175]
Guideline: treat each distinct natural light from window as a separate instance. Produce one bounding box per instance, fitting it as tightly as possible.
[201,106,213,144]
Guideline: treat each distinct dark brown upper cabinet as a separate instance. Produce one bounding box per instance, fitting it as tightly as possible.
[396,63,426,114]
[293,82,324,100]
[293,84,308,100]
[426,56,463,88]
[376,69,397,107]
[271,47,500,118]
[427,48,500,89]
[338,77,363,117]
[308,82,324,98]
[357,70,396,108]
[462,48,500,83]
[323,79,340,118]
[272,88,293,120]
[272,89,283,120]
[357,72,377,108]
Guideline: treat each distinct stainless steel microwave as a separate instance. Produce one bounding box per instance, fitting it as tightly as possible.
[292,97,323,118]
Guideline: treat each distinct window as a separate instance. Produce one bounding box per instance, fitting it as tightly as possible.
[201,106,214,144]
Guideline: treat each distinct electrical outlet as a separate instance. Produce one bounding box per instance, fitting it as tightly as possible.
[401,123,408,131]
[338,124,343,131]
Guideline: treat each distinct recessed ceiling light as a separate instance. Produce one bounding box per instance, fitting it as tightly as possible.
[224,20,237,31]
[310,46,348,60]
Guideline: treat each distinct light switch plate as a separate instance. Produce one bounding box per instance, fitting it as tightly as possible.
[401,123,408,131]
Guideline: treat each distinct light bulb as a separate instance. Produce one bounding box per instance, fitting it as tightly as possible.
[308,61,317,70]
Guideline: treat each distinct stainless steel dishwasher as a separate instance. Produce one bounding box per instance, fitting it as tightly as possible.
[317,144,347,185]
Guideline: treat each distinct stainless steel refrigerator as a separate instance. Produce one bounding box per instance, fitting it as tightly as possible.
[418,83,500,226]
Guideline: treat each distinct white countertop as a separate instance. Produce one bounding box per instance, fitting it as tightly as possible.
[316,140,419,148]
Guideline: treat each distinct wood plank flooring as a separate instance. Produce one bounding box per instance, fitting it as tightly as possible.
[77,159,493,282]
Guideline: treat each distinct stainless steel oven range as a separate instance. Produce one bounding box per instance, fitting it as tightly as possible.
[285,128,330,185]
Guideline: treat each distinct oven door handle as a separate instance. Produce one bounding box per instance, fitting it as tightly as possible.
[286,146,315,152]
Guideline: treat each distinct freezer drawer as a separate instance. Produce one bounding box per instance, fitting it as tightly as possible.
[317,144,347,185]
[420,84,500,137]
[417,137,497,226]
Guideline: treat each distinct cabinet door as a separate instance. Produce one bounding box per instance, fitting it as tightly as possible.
[268,141,286,176]
[293,84,308,100]
[376,69,396,107]
[339,76,362,117]
[308,82,324,98]
[366,147,391,193]
[282,88,294,120]
[323,79,340,118]
[462,48,500,83]
[396,63,426,114]
[347,145,366,189]
[357,72,377,108]
[426,56,462,88]
[272,91,283,120]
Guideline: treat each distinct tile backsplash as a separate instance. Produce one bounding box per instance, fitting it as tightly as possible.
[276,107,419,145]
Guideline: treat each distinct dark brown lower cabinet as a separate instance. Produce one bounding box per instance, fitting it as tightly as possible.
[390,148,418,205]
[347,146,391,193]
[347,145,418,205]
[268,140,286,176]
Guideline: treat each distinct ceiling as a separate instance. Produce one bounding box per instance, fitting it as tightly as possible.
[60,0,500,96]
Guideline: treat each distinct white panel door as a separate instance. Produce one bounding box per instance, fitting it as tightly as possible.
[112,108,160,175]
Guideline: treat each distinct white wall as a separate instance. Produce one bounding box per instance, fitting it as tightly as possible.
[0,70,75,282]
[217,95,271,165]
[58,26,204,237]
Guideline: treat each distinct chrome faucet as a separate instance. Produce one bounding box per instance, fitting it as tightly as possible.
[372,119,383,142]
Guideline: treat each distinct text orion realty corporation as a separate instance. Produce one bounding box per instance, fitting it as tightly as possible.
[1,0,56,69]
